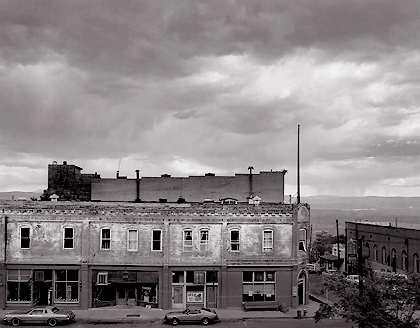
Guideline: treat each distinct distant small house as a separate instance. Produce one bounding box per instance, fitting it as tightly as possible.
[319,254,344,272]
[248,195,261,205]
[17,197,27,201]
[50,194,59,202]
[219,197,238,205]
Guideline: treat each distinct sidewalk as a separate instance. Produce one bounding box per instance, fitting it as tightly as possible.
[1,301,322,324]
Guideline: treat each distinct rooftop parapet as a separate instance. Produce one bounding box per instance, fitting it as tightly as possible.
[1,201,309,218]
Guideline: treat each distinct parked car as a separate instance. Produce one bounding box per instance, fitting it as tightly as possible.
[305,263,321,273]
[164,307,219,326]
[345,274,360,284]
[321,268,338,276]
[3,306,75,327]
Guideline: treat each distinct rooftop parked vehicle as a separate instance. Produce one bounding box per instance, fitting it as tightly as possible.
[164,307,219,326]
[3,306,75,327]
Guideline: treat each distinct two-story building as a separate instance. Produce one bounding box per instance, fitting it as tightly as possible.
[346,221,420,275]
[0,201,310,310]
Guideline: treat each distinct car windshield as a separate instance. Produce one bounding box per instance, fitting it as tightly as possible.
[51,307,60,314]
[182,309,189,314]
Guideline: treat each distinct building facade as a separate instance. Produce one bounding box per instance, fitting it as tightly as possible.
[346,221,420,275]
[0,202,310,310]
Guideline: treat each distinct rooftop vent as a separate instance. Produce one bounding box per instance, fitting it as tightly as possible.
[161,174,171,177]
[205,173,215,176]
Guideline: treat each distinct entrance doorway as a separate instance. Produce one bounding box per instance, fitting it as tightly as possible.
[206,286,217,308]
[298,272,306,305]
[32,270,53,306]
[116,286,137,306]
[172,286,184,308]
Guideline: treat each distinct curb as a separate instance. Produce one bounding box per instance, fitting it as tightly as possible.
[73,315,315,324]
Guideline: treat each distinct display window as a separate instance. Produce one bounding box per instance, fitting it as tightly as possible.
[242,271,275,302]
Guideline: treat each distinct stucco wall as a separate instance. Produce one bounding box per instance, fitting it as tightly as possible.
[6,216,87,264]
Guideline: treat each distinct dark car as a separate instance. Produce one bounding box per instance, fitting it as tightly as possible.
[3,306,75,327]
[164,308,219,326]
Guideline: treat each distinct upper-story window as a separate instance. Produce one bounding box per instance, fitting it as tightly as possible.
[152,230,162,251]
[101,228,111,250]
[382,246,387,265]
[20,227,30,249]
[127,229,138,251]
[200,229,209,251]
[183,229,193,252]
[299,228,307,251]
[263,229,273,252]
[63,227,74,249]
[230,230,240,252]
[97,272,108,285]
[414,254,419,274]
[402,250,408,271]
[373,244,378,261]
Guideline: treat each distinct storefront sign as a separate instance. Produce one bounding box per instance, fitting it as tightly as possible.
[187,292,203,303]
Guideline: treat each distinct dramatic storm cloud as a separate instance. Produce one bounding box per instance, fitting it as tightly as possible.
[1,0,420,196]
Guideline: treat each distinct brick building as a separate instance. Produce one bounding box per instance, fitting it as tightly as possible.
[346,221,420,275]
[47,161,100,201]
[0,202,310,310]
[47,161,287,203]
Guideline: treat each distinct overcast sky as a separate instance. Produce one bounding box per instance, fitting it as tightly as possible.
[1,0,420,197]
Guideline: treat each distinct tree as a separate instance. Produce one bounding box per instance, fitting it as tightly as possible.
[315,267,420,328]
[311,231,345,260]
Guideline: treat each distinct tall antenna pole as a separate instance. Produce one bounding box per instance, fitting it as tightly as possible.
[297,125,301,204]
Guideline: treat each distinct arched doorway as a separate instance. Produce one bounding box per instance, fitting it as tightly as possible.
[297,271,307,305]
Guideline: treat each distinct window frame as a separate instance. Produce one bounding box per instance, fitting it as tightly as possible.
[183,229,193,252]
[20,226,31,249]
[242,271,276,302]
[100,227,111,250]
[230,229,240,252]
[127,229,138,251]
[200,229,209,252]
[298,228,307,252]
[151,229,162,252]
[402,250,408,271]
[97,272,108,285]
[373,244,378,261]
[382,246,387,265]
[414,254,419,274]
[63,227,74,249]
[262,229,273,252]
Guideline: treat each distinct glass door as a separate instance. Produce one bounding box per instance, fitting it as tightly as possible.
[172,286,184,308]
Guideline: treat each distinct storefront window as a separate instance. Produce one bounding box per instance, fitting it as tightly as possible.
[242,271,275,302]
[172,271,184,283]
[7,270,31,303]
[55,270,79,303]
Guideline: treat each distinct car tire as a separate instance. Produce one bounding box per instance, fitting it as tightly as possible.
[11,318,21,327]
[48,318,58,327]
[171,318,179,326]
[201,317,209,325]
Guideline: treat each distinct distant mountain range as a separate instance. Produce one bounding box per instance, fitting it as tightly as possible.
[0,191,41,201]
[1,192,419,236]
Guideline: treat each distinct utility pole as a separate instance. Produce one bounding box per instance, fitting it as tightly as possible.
[336,220,340,267]
[297,125,301,204]
[358,238,364,296]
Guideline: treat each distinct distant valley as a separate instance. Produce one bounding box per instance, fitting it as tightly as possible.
[304,196,420,236]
